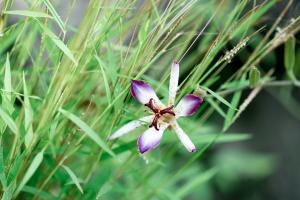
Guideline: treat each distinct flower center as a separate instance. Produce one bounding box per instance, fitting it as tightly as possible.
[145,98,175,131]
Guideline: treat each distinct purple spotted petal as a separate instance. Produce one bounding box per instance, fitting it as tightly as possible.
[175,94,203,117]
[137,125,167,154]
[130,80,161,105]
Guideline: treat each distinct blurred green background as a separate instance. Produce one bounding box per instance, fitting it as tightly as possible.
[1,0,300,199]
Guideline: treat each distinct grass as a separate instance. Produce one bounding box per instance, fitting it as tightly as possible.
[0,0,299,199]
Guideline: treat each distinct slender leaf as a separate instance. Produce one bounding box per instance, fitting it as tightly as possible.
[202,86,237,110]
[36,20,77,65]
[59,109,115,156]
[23,73,34,148]
[4,10,53,18]
[15,151,44,196]
[95,56,112,103]
[43,0,66,33]
[62,165,83,194]
[0,107,17,135]
[176,168,217,198]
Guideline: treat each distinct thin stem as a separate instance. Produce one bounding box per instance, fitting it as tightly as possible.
[214,80,296,97]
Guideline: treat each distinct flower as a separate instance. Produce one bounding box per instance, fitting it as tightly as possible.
[109,61,204,154]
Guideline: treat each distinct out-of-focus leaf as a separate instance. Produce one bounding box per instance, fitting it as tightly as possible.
[15,151,44,196]
[23,73,34,148]
[284,36,295,74]
[4,10,53,18]
[36,21,77,65]
[176,168,217,198]
[62,165,83,194]
[59,109,115,156]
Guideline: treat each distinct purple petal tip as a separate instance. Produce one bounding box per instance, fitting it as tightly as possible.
[184,94,203,115]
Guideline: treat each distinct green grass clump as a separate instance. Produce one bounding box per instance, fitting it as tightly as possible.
[0,0,299,199]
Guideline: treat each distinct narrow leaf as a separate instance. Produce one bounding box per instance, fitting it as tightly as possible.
[206,98,226,118]
[15,151,44,196]
[59,109,115,156]
[249,66,261,88]
[176,168,217,198]
[0,144,7,189]
[43,0,65,33]
[23,73,34,148]
[0,107,17,135]
[36,21,77,65]
[4,10,53,18]
[95,56,112,103]
[62,165,83,194]
[284,36,295,73]
[4,54,12,102]
[202,86,237,110]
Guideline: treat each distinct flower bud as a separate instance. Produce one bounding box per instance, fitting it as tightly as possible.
[249,66,260,88]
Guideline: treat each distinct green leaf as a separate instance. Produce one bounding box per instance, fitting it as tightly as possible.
[62,165,83,194]
[4,54,12,102]
[15,151,44,196]
[249,66,261,88]
[1,54,15,133]
[59,109,115,156]
[0,144,7,189]
[43,0,66,33]
[95,56,112,103]
[4,10,53,18]
[21,186,56,200]
[36,20,77,65]
[1,54,14,114]
[100,133,251,161]
[284,36,295,73]
[0,107,17,135]
[201,86,237,110]
[206,98,226,118]
[23,73,34,148]
[176,168,217,198]
[223,75,245,131]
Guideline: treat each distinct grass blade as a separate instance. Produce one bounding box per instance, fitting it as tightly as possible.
[62,165,83,194]
[176,168,217,198]
[201,86,237,110]
[0,144,7,189]
[4,10,53,18]
[36,20,77,65]
[15,151,44,196]
[95,56,112,103]
[59,109,115,156]
[43,0,66,33]
[0,107,17,135]
[23,73,34,148]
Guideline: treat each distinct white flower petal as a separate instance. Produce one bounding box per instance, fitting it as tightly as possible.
[137,123,168,154]
[168,61,179,105]
[175,94,203,117]
[130,80,162,105]
[109,115,153,140]
[172,122,196,153]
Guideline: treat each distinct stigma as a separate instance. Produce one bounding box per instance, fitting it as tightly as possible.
[145,99,175,131]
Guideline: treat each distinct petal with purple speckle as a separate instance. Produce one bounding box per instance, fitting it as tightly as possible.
[175,94,203,117]
[130,80,162,105]
[137,124,168,154]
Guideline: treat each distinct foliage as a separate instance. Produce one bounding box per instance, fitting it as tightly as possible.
[0,0,299,199]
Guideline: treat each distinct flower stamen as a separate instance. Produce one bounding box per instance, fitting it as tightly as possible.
[145,98,176,131]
